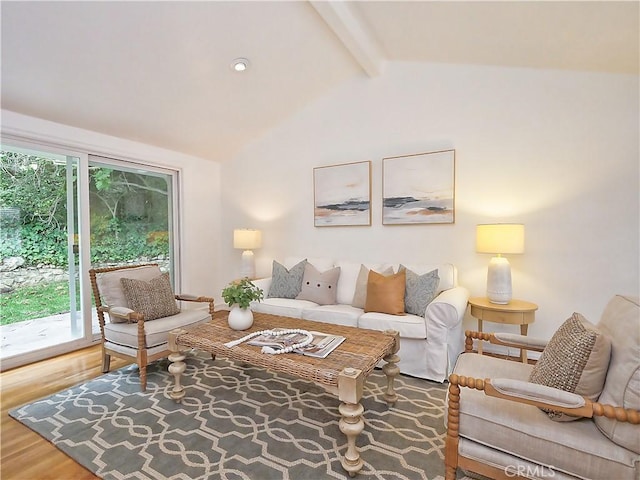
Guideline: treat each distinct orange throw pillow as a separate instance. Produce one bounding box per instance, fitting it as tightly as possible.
[364,269,406,315]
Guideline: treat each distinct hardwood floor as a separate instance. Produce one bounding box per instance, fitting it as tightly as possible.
[1,345,130,480]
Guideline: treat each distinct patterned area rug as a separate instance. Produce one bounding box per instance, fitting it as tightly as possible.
[10,353,458,480]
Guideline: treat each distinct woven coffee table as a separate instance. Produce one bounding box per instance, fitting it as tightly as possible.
[167,311,400,477]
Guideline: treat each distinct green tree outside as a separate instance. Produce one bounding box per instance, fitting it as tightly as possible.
[0,150,171,324]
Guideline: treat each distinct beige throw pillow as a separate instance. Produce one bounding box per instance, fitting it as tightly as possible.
[296,263,341,305]
[352,264,394,309]
[120,273,180,321]
[364,270,406,316]
[529,312,611,421]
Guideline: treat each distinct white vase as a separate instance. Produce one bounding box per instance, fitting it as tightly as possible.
[228,305,254,331]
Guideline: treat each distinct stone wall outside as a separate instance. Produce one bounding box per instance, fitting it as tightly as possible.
[0,257,170,292]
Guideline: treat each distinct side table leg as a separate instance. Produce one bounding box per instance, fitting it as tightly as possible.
[338,367,365,477]
[382,329,400,406]
[520,324,529,363]
[168,328,187,403]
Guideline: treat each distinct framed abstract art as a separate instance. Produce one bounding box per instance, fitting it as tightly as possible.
[382,149,455,225]
[313,161,371,227]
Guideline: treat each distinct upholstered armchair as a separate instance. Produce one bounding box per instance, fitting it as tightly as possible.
[445,294,639,480]
[89,264,214,391]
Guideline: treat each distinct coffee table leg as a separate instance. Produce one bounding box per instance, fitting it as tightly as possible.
[338,367,365,477]
[382,330,400,406]
[168,328,187,403]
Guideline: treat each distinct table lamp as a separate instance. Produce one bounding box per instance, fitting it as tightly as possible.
[233,229,262,279]
[476,224,525,304]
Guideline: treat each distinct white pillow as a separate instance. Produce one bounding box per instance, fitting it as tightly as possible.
[335,261,361,305]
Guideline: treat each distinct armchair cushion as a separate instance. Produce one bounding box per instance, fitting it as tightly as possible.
[296,263,340,305]
[95,264,163,323]
[452,353,638,480]
[399,265,439,316]
[120,273,180,321]
[267,259,307,299]
[364,269,406,315]
[594,295,640,454]
[529,312,611,421]
[104,308,210,349]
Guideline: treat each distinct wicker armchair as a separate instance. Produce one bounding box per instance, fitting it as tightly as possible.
[89,264,214,391]
[445,295,639,480]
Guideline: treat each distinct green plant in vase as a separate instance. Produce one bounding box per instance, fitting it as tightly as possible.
[222,278,264,309]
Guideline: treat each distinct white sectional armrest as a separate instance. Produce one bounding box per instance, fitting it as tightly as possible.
[493,332,548,350]
[428,286,470,325]
[424,286,470,382]
[251,277,272,294]
[491,378,586,409]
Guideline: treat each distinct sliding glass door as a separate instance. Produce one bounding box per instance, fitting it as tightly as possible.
[88,156,177,290]
[0,144,179,370]
[0,145,84,364]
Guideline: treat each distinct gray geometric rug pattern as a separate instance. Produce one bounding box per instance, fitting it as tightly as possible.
[10,352,455,480]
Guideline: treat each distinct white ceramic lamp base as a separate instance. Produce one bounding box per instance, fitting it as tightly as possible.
[486,256,512,304]
[240,250,255,279]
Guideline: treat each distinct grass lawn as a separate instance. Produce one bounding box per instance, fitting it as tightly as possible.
[0,281,76,325]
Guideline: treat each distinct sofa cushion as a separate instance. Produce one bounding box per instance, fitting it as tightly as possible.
[251,297,318,319]
[594,295,640,454]
[296,263,340,305]
[120,273,180,321]
[358,311,427,339]
[352,264,394,308]
[529,312,611,421]
[453,353,638,480]
[400,265,439,316]
[104,309,210,349]
[95,265,162,322]
[301,304,362,327]
[365,270,406,316]
[267,259,307,299]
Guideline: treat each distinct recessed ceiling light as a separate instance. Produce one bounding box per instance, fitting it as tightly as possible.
[231,58,250,72]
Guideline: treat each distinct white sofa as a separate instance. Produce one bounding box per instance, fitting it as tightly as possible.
[250,257,469,383]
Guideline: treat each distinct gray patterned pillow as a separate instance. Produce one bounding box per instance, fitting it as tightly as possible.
[400,265,439,316]
[120,273,180,321]
[529,312,611,421]
[267,259,307,299]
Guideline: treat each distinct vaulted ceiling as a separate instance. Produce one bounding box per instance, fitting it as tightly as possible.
[2,1,637,162]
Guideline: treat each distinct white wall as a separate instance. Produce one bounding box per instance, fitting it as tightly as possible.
[221,62,639,342]
[1,110,222,296]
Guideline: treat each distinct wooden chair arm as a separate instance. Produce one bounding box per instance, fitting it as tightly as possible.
[175,294,214,303]
[98,305,144,323]
[448,373,640,423]
[174,295,215,319]
[464,330,546,354]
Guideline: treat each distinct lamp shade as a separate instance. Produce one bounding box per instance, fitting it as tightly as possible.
[476,224,525,255]
[233,229,262,250]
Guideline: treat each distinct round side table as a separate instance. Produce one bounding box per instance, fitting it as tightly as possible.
[468,296,538,363]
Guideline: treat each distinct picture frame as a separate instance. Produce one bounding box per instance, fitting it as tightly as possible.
[382,149,455,225]
[313,161,371,227]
